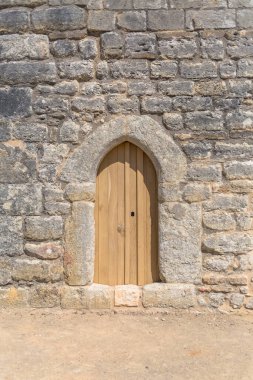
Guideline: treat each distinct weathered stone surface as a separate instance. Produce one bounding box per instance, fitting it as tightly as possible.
[219,60,236,79]
[65,182,95,202]
[141,96,171,113]
[0,216,23,257]
[25,216,63,240]
[55,80,79,95]
[238,59,253,78]
[158,81,194,96]
[159,203,202,283]
[151,61,177,78]
[224,161,253,180]
[163,113,183,130]
[125,33,156,58]
[72,96,106,112]
[209,293,225,308]
[0,34,49,61]
[0,62,57,85]
[182,141,212,159]
[180,61,217,79]
[0,88,32,117]
[230,293,245,309]
[194,80,226,96]
[186,10,236,30]
[61,284,113,309]
[0,258,12,285]
[215,142,253,159]
[0,287,28,308]
[173,96,212,112]
[104,0,132,9]
[65,201,94,285]
[128,81,156,96]
[29,285,60,308]
[0,184,42,215]
[204,194,248,212]
[88,10,115,31]
[115,285,140,307]
[227,37,253,59]
[0,119,12,141]
[79,37,98,59]
[159,37,197,59]
[203,233,253,255]
[185,111,223,131]
[0,0,46,5]
[101,31,124,58]
[143,283,196,308]
[117,11,146,32]
[204,256,233,272]
[32,6,87,31]
[183,184,211,203]
[134,0,168,9]
[60,120,80,142]
[147,10,184,31]
[203,211,236,231]
[187,163,222,182]
[0,8,30,33]
[12,258,63,282]
[107,96,139,114]
[33,96,69,116]
[25,242,63,260]
[201,38,224,60]
[13,123,48,142]
[237,9,253,28]
[245,297,253,310]
[228,80,252,97]
[58,60,94,80]
[110,59,149,79]
[50,39,77,57]
[227,110,253,132]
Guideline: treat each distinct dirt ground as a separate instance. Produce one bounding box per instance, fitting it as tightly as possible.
[0,309,253,380]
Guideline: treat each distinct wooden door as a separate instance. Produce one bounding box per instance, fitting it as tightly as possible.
[94,142,159,286]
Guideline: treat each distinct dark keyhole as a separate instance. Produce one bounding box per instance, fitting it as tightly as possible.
[131,211,135,217]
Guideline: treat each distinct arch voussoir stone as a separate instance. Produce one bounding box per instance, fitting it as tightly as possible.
[60,115,187,184]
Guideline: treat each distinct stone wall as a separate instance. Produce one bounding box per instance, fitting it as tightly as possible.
[0,0,253,311]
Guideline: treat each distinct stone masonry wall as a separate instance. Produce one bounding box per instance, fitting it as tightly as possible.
[0,0,253,311]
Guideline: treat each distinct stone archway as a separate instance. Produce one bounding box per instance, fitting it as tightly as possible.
[61,115,201,287]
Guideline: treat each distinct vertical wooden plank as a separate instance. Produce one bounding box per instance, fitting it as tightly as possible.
[96,155,109,284]
[107,146,118,285]
[124,142,130,284]
[145,154,159,283]
[137,147,146,285]
[117,143,125,284]
[94,172,99,283]
[129,143,137,284]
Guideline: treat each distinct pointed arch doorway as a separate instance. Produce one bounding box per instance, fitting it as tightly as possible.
[94,141,159,286]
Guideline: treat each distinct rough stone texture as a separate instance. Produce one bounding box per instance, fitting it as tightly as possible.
[25,216,63,241]
[0,217,23,257]
[159,203,202,283]
[32,6,87,31]
[0,34,49,61]
[65,201,94,285]
[0,287,28,308]
[0,88,32,117]
[142,284,196,308]
[0,2,252,311]
[61,284,114,309]
[115,285,140,307]
[25,242,63,260]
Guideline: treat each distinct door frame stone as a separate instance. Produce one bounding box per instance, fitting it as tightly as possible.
[61,115,201,286]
